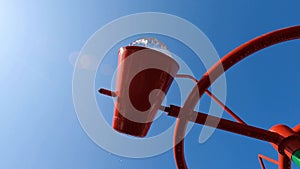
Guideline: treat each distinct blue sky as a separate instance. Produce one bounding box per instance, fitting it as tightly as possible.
[1,0,300,169]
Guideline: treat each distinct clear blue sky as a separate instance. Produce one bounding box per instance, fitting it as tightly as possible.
[1,0,300,169]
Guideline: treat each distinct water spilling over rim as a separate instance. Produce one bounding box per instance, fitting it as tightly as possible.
[130,38,172,58]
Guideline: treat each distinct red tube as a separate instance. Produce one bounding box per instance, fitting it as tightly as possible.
[175,74,247,124]
[258,154,279,169]
[278,154,291,169]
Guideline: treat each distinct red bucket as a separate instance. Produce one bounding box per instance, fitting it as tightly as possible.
[113,46,179,137]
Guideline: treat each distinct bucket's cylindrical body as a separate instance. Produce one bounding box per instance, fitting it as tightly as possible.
[113,46,179,137]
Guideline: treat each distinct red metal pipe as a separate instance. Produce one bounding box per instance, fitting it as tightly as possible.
[204,90,247,125]
[279,154,291,169]
[174,26,300,169]
[167,105,283,144]
[176,74,247,125]
[99,88,117,97]
[258,154,279,169]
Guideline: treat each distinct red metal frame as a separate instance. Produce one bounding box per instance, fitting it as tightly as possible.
[173,25,300,169]
[99,25,300,169]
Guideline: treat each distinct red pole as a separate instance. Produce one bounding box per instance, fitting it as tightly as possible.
[278,154,291,169]
[258,154,279,169]
[166,105,283,144]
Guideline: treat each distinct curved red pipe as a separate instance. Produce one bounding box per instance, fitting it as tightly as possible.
[174,25,300,169]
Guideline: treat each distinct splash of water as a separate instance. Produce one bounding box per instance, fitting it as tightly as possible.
[130,38,171,57]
